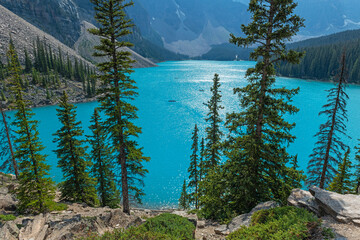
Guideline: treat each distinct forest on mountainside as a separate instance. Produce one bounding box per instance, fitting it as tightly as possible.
[278,30,360,83]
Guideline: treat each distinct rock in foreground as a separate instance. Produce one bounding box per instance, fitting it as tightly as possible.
[309,186,360,226]
[215,201,279,235]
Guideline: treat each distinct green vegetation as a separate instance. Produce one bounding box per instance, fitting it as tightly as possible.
[88,109,120,208]
[307,53,349,189]
[355,143,360,194]
[9,40,56,214]
[53,91,97,206]
[89,0,149,214]
[81,213,195,240]
[278,37,360,84]
[203,73,223,172]
[328,147,353,194]
[188,124,199,209]
[0,214,16,222]
[179,179,190,210]
[227,206,334,240]
[195,0,305,221]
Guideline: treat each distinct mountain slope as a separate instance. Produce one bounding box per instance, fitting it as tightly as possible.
[0,4,91,67]
[74,21,157,68]
[0,0,81,46]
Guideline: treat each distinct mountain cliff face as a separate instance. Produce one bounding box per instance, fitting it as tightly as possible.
[0,0,81,46]
[133,0,249,57]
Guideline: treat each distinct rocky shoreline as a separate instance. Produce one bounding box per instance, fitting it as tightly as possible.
[2,174,360,240]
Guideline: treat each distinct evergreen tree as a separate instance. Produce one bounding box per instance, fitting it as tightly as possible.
[204,73,223,172]
[8,42,55,213]
[188,124,199,209]
[285,154,305,190]
[53,91,97,206]
[199,138,205,182]
[89,0,149,214]
[307,53,349,189]
[224,0,305,214]
[354,143,360,194]
[24,49,32,73]
[328,147,353,194]
[1,90,6,101]
[179,180,189,210]
[89,108,119,208]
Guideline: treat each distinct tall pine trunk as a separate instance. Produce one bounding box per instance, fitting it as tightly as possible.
[320,54,346,189]
[0,103,18,177]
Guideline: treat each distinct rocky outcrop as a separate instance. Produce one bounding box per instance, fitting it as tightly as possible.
[288,187,360,226]
[0,173,17,214]
[214,201,279,235]
[0,204,143,240]
[287,188,320,216]
[309,186,360,226]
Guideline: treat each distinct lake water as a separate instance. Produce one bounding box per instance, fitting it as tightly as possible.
[5,61,360,209]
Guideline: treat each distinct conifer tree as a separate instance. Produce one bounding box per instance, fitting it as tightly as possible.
[224,0,305,213]
[188,124,199,209]
[24,49,32,73]
[204,73,223,172]
[328,147,353,194]
[89,0,149,214]
[307,53,349,189]
[199,138,205,182]
[0,102,18,177]
[1,90,6,101]
[354,143,360,194]
[8,42,55,213]
[89,108,119,208]
[53,91,97,206]
[179,180,189,210]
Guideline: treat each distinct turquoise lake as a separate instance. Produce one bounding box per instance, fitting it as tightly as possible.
[5,60,360,209]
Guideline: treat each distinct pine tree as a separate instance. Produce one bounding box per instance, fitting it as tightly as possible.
[307,53,349,189]
[224,0,305,214]
[204,73,223,172]
[53,91,97,206]
[179,180,189,210]
[24,49,32,73]
[199,138,205,182]
[1,90,6,101]
[89,0,149,214]
[353,143,360,194]
[89,108,119,208]
[8,42,55,213]
[188,124,199,209]
[328,147,353,194]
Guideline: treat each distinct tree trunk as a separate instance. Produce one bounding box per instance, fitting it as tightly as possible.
[0,103,18,177]
[319,54,346,189]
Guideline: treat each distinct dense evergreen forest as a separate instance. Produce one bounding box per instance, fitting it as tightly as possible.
[0,37,96,105]
[277,30,360,83]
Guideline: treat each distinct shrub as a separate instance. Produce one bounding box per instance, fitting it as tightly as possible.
[140,213,195,239]
[0,214,16,222]
[227,206,334,240]
[81,227,170,240]
[47,201,68,212]
[80,213,195,240]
